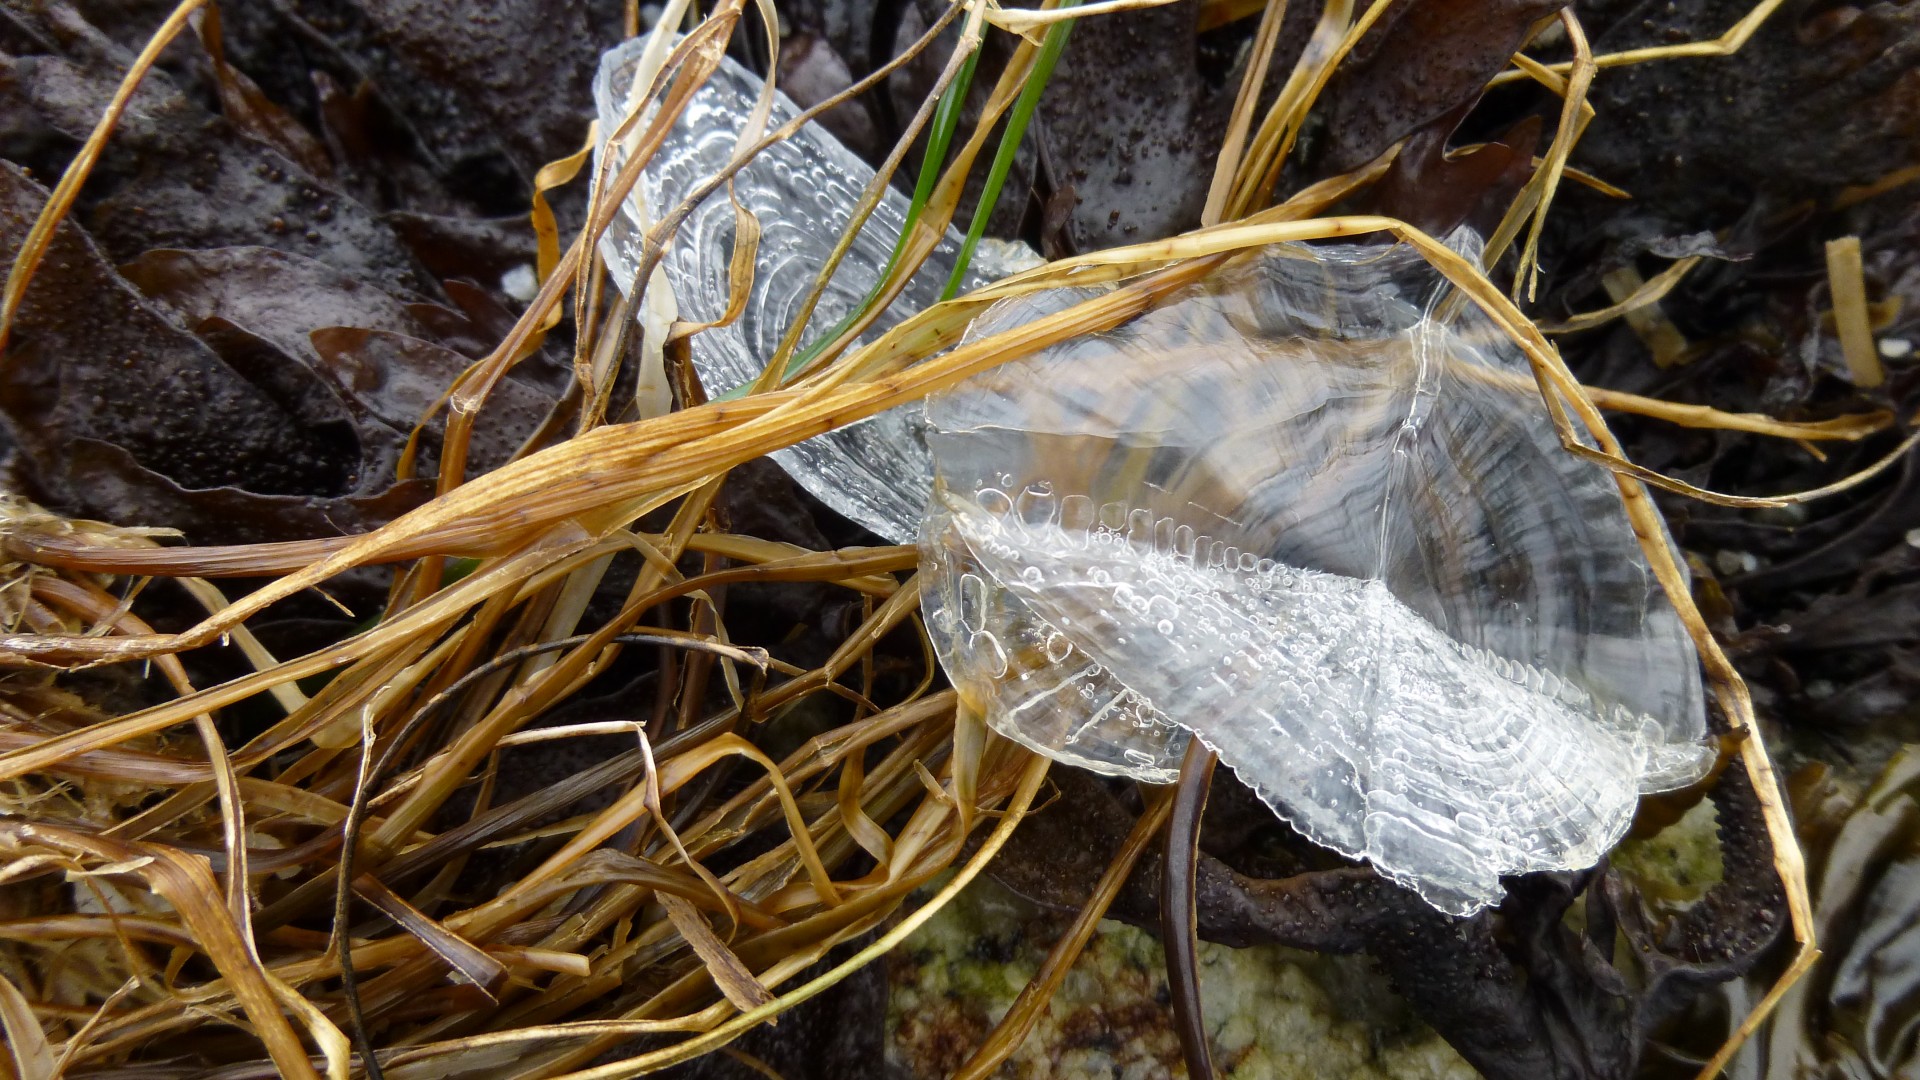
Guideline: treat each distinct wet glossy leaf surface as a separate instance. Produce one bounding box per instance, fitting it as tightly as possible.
[1030,0,1244,249]
[0,21,427,291]
[0,164,399,539]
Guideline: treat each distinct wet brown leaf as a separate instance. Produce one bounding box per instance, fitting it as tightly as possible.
[122,246,428,354]
[1319,0,1563,175]
[307,326,554,476]
[0,8,426,292]
[386,210,540,287]
[1362,111,1542,237]
[350,0,597,177]
[0,164,386,531]
[1031,0,1314,250]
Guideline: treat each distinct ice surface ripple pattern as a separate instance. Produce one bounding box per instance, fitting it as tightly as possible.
[593,38,1006,542]
[919,241,1711,915]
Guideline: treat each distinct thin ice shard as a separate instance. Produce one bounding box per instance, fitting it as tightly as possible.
[590,38,1709,916]
[593,39,1034,542]
[919,238,1711,915]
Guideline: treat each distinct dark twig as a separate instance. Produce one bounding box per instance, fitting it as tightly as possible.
[1163,739,1219,1080]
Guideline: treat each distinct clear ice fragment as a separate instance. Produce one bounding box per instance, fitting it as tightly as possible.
[918,238,1712,915]
[591,39,1710,916]
[593,38,1035,542]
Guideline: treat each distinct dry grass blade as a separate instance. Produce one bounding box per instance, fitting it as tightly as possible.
[541,751,1051,1079]
[951,786,1174,1080]
[657,893,776,1013]
[0,966,57,1080]
[1229,0,1360,217]
[1494,0,1789,81]
[1825,237,1885,389]
[1514,9,1595,300]
[1541,255,1702,334]
[351,876,511,1000]
[987,0,1181,38]
[0,0,206,355]
[1204,0,1288,225]
[0,825,324,1080]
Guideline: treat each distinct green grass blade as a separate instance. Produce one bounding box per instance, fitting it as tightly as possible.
[940,1,1081,301]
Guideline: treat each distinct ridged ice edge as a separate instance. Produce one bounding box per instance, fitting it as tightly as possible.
[918,502,1188,785]
[971,691,1185,786]
[589,39,648,300]
[951,489,1707,771]
[933,490,1716,914]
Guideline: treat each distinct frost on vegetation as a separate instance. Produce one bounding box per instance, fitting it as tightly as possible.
[918,240,1711,915]
[591,40,1710,916]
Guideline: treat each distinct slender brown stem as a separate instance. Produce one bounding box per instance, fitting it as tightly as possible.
[1162,738,1219,1080]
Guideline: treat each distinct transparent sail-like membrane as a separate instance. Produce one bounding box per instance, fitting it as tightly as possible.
[920,238,1712,915]
[593,39,1036,541]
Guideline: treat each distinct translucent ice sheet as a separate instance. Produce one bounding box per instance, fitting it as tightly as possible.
[593,39,1036,541]
[919,239,1712,915]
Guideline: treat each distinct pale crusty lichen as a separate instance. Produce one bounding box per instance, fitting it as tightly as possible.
[888,877,1474,1079]
[1609,796,1724,904]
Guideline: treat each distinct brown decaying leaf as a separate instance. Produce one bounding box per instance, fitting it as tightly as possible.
[1032,0,1311,251]
[1318,0,1563,174]
[192,4,334,179]
[1360,110,1542,237]
[0,165,377,525]
[347,0,598,179]
[1573,0,1920,224]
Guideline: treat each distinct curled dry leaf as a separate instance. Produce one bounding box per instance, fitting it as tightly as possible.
[1317,0,1564,175]
[0,181,560,543]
